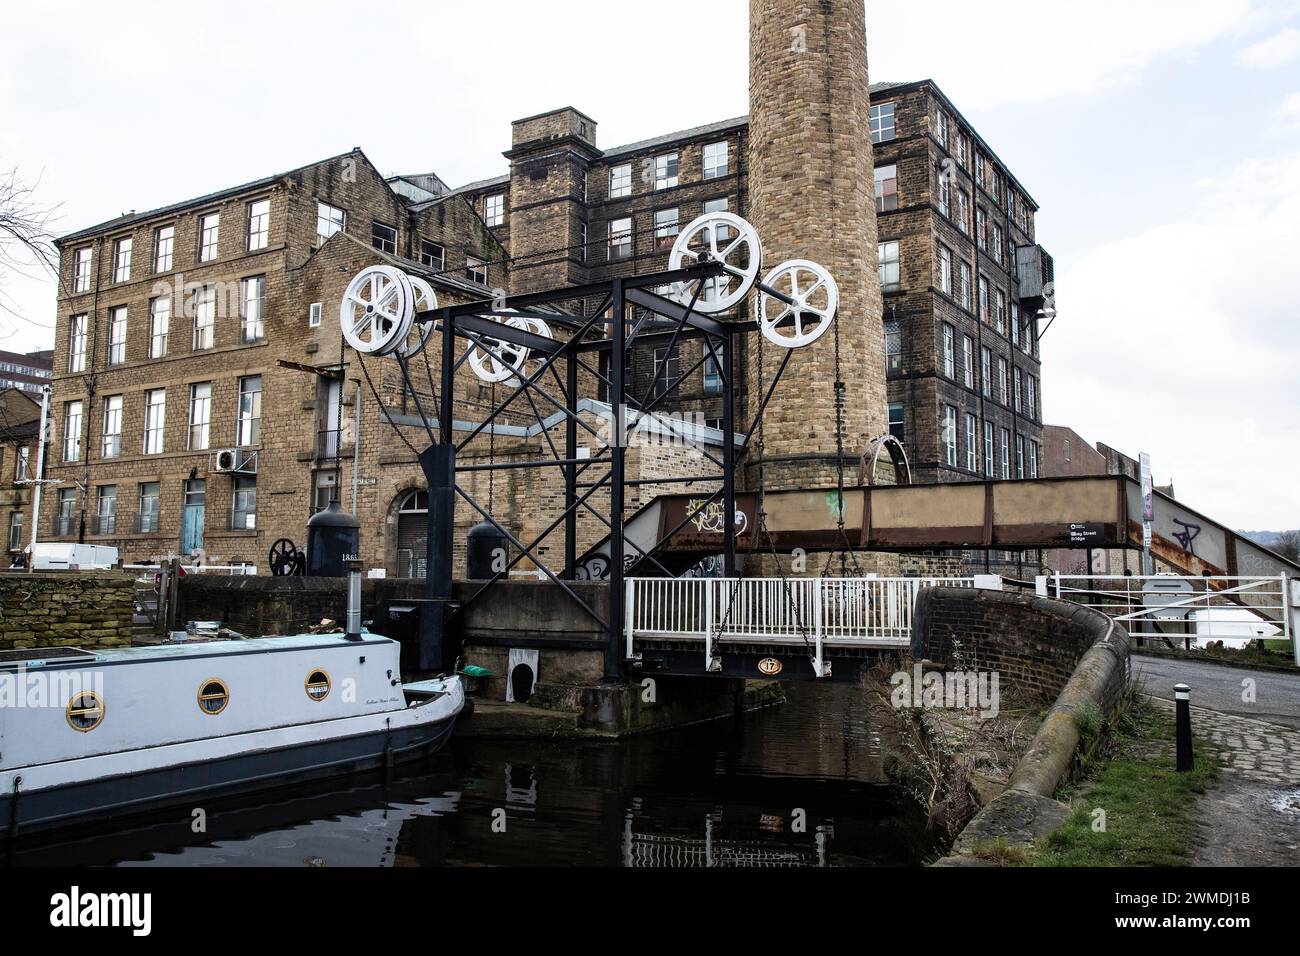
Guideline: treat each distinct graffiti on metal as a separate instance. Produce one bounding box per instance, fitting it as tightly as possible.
[1171,518,1201,554]
[687,499,748,535]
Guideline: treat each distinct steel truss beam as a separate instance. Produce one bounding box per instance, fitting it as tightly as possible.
[416,260,797,681]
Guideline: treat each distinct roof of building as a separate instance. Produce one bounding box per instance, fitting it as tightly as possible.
[446,173,511,197]
[386,172,454,205]
[447,82,963,194]
[0,348,53,369]
[57,148,370,245]
[0,387,41,442]
[0,420,39,443]
[390,171,450,194]
[602,114,749,160]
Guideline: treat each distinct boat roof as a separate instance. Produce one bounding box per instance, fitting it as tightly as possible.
[1,630,393,670]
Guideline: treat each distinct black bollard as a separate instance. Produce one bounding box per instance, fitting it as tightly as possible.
[1174,683,1194,772]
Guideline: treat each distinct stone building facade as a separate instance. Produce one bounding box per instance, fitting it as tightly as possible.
[871,82,1049,486]
[46,149,507,570]
[458,86,1050,495]
[458,109,753,435]
[42,6,1054,579]
[0,387,44,560]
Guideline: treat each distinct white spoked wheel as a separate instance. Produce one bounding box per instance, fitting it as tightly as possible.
[757,259,839,349]
[468,323,526,383]
[502,314,553,383]
[339,265,415,356]
[667,212,762,314]
[396,275,438,359]
[467,312,553,383]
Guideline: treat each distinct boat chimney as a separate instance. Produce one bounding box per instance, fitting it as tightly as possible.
[345,559,363,641]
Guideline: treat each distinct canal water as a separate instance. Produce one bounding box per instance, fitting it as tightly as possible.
[12,683,939,867]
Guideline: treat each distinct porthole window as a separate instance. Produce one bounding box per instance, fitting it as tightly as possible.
[305,669,331,702]
[198,679,230,715]
[66,691,105,732]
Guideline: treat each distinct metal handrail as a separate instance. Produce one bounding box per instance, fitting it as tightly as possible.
[1049,572,1291,653]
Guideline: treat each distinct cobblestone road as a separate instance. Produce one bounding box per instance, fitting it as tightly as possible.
[1148,697,1300,865]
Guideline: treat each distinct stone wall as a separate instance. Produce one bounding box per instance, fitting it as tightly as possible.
[912,585,1128,709]
[176,574,420,637]
[0,572,135,649]
[176,574,610,642]
[917,585,1132,864]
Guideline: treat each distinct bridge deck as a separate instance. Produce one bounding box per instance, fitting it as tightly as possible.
[578,475,1300,581]
[626,575,977,677]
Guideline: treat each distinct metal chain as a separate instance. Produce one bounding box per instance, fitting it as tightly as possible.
[487,379,496,513]
[822,312,862,578]
[748,319,815,658]
[356,349,420,458]
[421,337,440,417]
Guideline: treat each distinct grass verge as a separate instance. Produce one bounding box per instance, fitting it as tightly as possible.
[1030,700,1217,867]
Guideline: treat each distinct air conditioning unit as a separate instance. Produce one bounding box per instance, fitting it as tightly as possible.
[213,449,258,474]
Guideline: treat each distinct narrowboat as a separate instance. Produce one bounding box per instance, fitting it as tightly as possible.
[0,630,463,839]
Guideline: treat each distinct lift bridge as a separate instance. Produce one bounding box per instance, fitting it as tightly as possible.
[336,211,1300,682]
[612,477,1300,678]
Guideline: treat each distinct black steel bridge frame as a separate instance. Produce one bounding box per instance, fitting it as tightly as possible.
[409,261,797,681]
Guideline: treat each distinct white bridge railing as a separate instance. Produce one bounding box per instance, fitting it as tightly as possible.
[1050,574,1293,660]
[626,576,978,676]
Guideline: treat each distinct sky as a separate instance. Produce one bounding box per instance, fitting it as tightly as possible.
[1,0,1297,528]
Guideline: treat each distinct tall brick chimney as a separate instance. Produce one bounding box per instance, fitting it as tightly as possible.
[746,0,887,491]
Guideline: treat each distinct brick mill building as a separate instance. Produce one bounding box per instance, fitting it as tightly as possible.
[0,387,44,561]
[456,94,1048,491]
[47,150,506,570]
[44,1,1053,577]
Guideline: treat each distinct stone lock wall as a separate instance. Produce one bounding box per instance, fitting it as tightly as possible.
[912,585,1128,709]
[0,572,135,650]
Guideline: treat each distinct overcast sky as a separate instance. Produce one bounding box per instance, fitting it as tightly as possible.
[2,0,1297,528]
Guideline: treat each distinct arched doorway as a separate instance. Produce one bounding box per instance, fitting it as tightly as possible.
[394,490,428,579]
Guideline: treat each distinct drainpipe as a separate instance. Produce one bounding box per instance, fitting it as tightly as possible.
[79,236,104,544]
[28,384,50,551]
[351,379,362,515]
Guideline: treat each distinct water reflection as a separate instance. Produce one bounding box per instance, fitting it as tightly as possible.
[11,683,937,867]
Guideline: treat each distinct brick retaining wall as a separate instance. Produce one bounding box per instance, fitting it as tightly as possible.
[918,585,1133,863]
[912,585,1126,709]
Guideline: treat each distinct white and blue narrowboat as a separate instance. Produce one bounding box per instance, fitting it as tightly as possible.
[0,629,463,838]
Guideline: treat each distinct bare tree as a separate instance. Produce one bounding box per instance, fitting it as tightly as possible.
[0,166,61,328]
[1275,529,1300,564]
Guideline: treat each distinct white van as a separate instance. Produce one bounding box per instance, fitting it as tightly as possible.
[24,543,120,571]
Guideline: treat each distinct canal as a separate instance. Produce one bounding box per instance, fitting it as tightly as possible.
[11,683,939,867]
